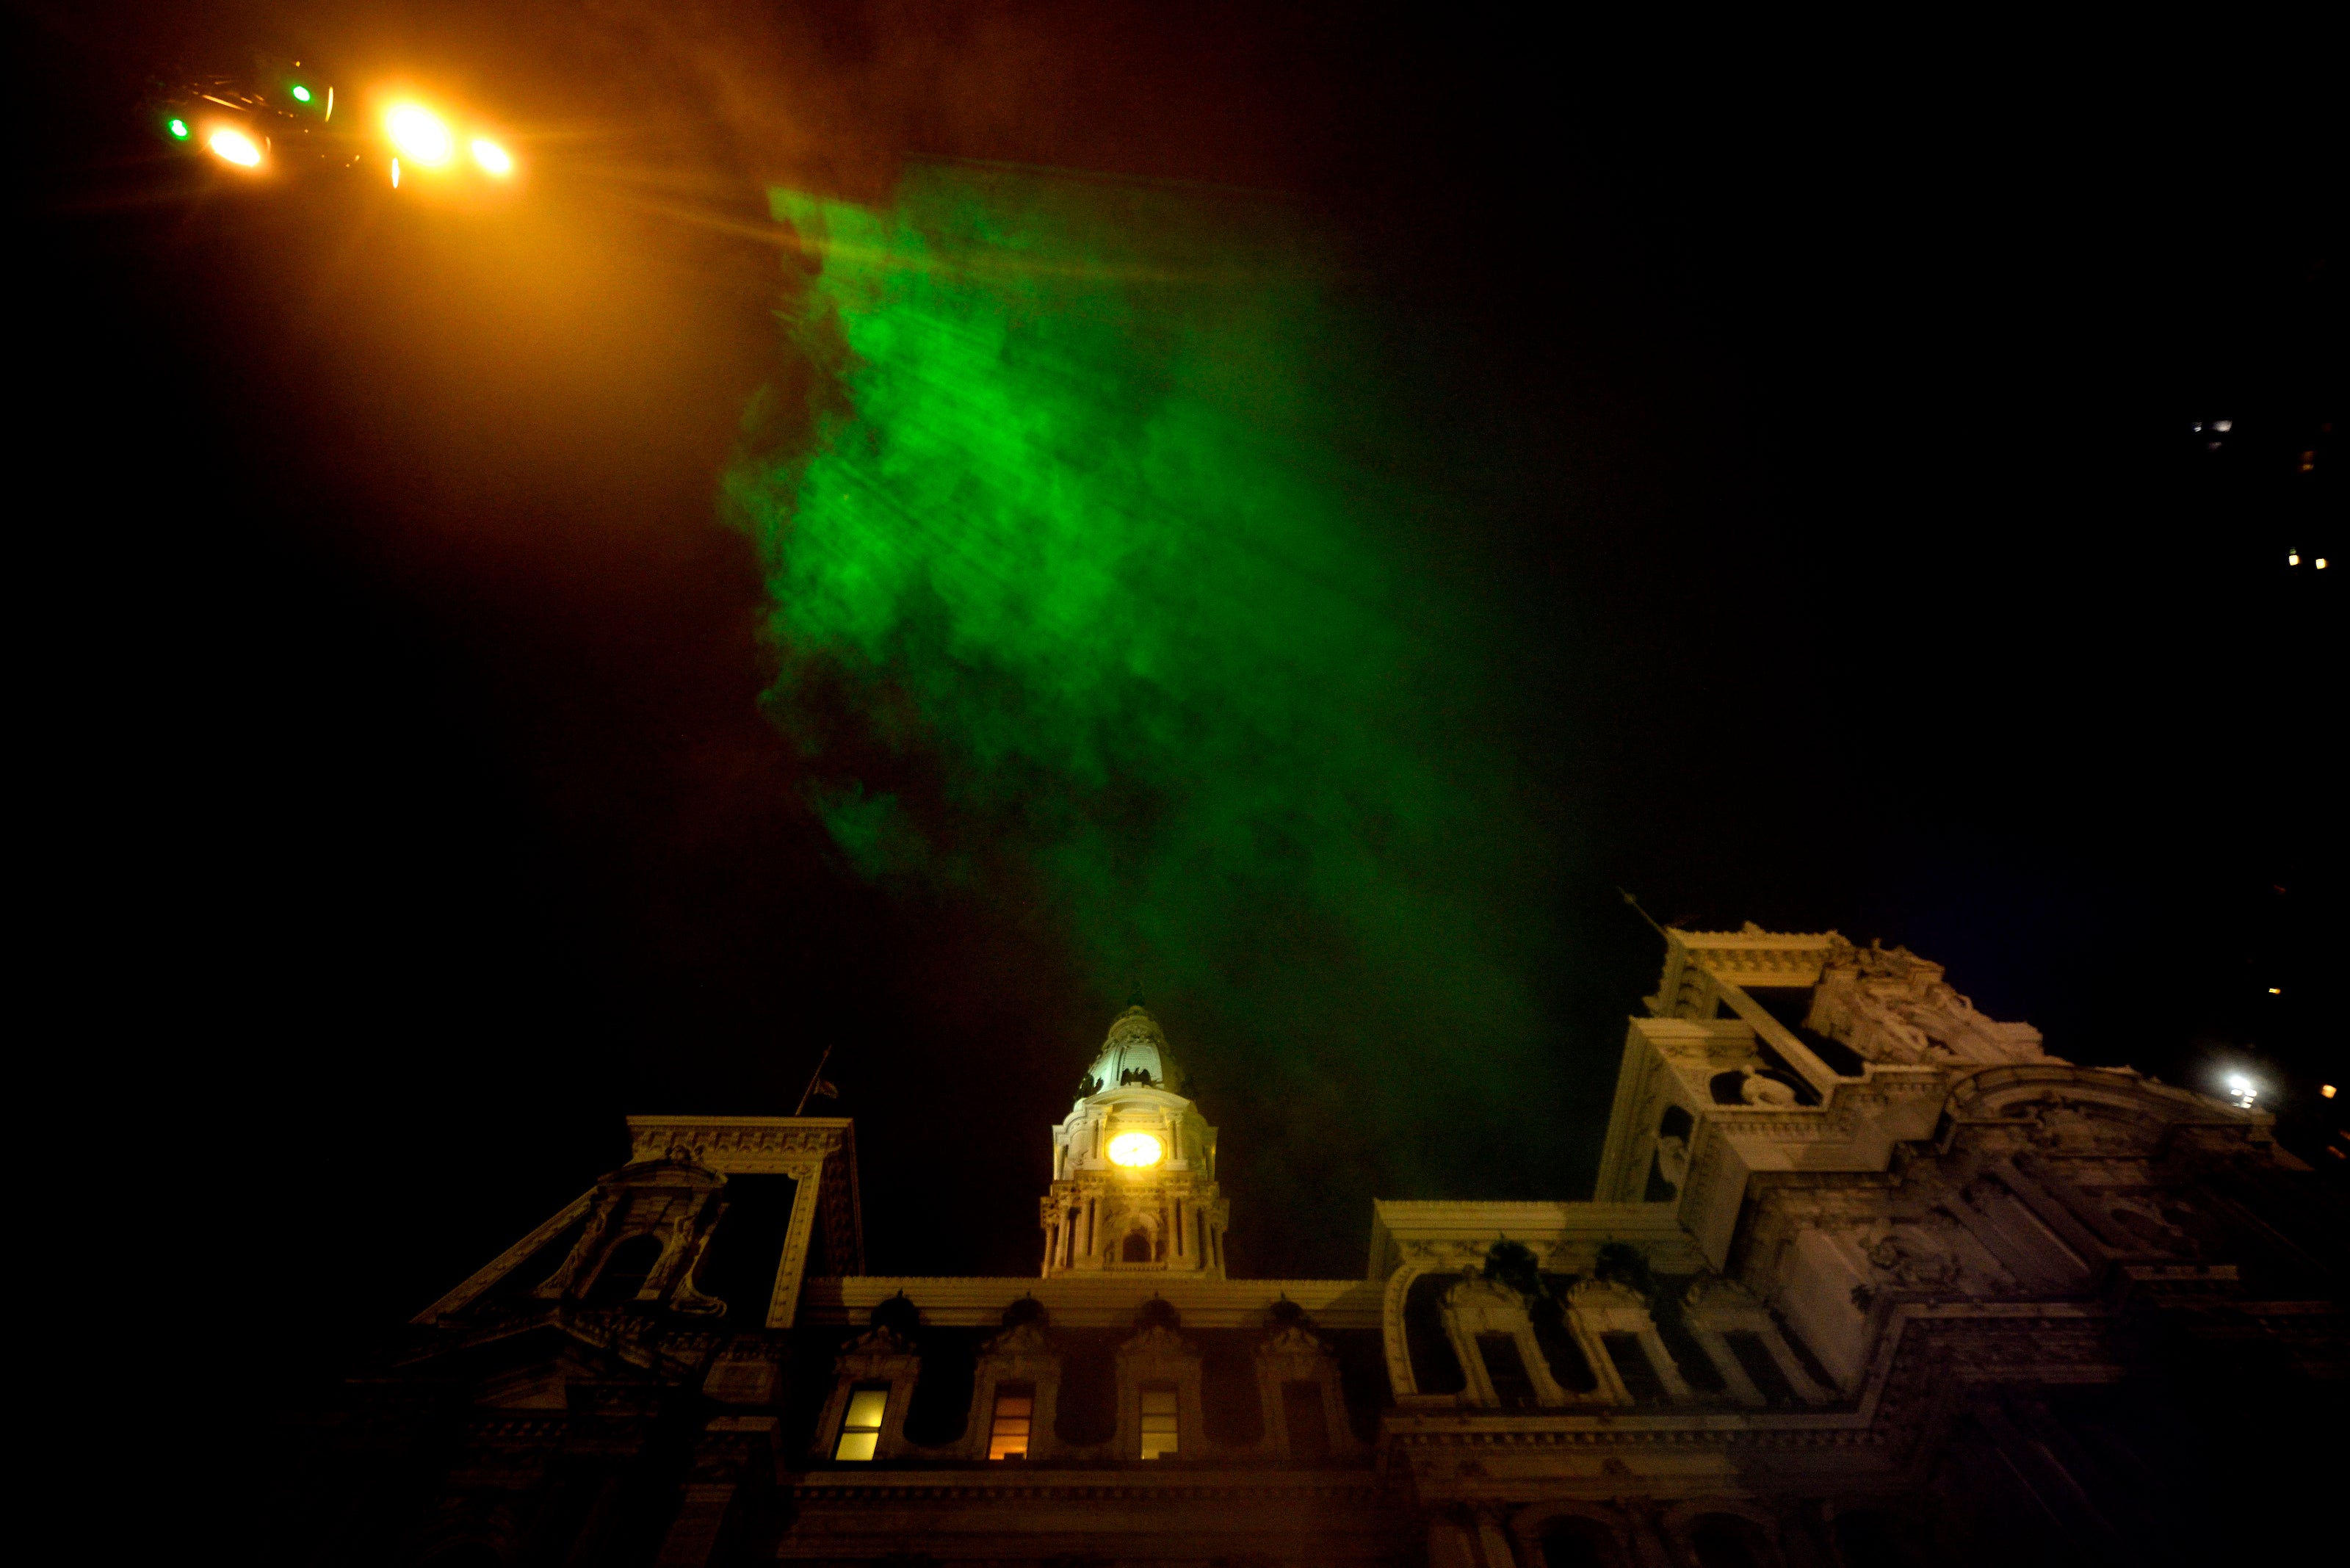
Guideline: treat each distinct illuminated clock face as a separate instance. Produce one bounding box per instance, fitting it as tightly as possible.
[1106,1132,1165,1168]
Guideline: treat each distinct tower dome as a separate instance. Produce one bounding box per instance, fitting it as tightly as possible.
[1077,1005,1184,1096]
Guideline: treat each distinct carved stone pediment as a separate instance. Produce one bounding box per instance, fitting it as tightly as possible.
[1116,1323,1197,1362]
[1680,1276,1760,1312]
[1566,1278,1646,1312]
[980,1319,1055,1359]
[835,1324,918,1376]
[1444,1276,1525,1312]
[1260,1321,1329,1355]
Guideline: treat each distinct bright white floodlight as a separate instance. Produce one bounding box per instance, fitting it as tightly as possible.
[208,128,263,167]
[386,104,455,166]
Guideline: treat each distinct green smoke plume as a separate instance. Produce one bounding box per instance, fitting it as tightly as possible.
[726,165,1573,1256]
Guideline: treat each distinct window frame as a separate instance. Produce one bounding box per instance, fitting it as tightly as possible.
[986,1380,1035,1460]
[1137,1379,1179,1459]
[833,1381,890,1462]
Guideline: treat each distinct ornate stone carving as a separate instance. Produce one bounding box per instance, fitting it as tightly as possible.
[1680,1276,1760,1311]
[1808,940,2044,1066]
[1866,1232,1959,1290]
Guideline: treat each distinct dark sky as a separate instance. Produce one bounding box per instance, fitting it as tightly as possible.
[18,3,2339,1403]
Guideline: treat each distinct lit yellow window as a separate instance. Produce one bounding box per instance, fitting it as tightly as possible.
[988,1384,1034,1459]
[1139,1383,1179,1459]
[834,1385,887,1461]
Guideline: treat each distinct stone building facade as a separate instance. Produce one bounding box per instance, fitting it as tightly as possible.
[277,927,2346,1568]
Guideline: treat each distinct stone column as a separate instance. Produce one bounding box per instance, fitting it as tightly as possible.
[763,1162,825,1327]
[1477,1507,1525,1568]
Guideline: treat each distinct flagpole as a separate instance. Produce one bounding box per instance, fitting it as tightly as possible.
[1618,887,1667,939]
[794,1044,835,1116]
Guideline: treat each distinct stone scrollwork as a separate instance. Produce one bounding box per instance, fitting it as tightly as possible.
[1808,939,2045,1067]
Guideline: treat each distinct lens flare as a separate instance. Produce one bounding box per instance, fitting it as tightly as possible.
[389,157,400,189]
[290,84,311,103]
[471,138,513,176]
[167,118,189,140]
[1107,1132,1165,1168]
[207,128,262,167]
[386,105,454,165]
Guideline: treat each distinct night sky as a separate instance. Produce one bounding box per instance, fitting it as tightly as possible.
[18,3,2339,1409]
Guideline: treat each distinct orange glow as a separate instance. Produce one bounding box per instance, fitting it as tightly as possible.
[386,104,454,165]
[471,138,513,176]
[207,128,262,167]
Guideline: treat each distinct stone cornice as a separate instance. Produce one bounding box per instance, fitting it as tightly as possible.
[798,1275,1382,1328]
[1669,928,1843,981]
[625,1116,853,1172]
[780,1467,1401,1504]
[1369,1202,1710,1276]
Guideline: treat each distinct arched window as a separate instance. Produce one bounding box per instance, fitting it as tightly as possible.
[1688,1513,1768,1568]
[1122,1230,1153,1263]
[585,1234,664,1304]
[1540,1517,1619,1568]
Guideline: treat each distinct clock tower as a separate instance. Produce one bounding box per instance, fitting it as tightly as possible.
[1038,1005,1229,1277]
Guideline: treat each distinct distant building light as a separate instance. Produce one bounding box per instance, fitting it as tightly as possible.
[2214,419,2233,431]
[2268,987,2282,994]
[2319,558,2331,569]
[2288,552,2301,565]
[2323,1085,2338,1099]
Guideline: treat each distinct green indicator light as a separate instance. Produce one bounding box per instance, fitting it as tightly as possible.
[291,84,311,103]
[167,118,189,139]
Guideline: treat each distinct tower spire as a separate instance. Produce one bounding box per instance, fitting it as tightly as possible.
[1038,1005,1228,1279]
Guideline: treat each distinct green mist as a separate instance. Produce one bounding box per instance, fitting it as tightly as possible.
[726,165,1570,1248]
